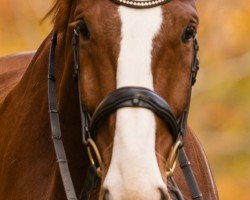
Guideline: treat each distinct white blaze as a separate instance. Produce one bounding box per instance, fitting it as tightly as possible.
[103,5,165,199]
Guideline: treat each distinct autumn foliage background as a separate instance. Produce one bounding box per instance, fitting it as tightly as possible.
[0,0,249,199]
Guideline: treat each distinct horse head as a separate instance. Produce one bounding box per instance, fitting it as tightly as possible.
[49,0,199,199]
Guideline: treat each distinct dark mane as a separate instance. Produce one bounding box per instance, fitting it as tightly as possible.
[43,0,73,30]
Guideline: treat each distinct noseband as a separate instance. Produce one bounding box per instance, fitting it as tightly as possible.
[91,87,179,141]
[48,1,202,200]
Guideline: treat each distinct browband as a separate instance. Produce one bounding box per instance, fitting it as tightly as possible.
[111,0,171,9]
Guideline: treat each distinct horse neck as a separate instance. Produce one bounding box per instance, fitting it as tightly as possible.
[0,34,53,140]
[0,31,89,197]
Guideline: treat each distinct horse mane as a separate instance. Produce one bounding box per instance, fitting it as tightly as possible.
[43,0,73,30]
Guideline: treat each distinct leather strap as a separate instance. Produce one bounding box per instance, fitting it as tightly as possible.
[79,166,99,200]
[168,177,185,200]
[175,37,202,200]
[179,148,203,200]
[48,32,78,200]
[72,30,91,146]
[91,87,179,142]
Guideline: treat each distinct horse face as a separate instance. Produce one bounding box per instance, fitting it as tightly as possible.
[74,0,198,199]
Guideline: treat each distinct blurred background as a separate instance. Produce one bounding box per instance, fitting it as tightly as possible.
[0,0,249,199]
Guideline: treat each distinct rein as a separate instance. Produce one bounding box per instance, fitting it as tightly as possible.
[48,32,78,200]
[48,1,202,200]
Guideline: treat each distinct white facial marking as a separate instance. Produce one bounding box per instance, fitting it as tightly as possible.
[103,5,166,199]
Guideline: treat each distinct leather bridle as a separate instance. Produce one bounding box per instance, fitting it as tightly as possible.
[48,1,203,200]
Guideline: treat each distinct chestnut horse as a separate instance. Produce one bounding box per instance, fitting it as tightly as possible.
[0,0,218,199]
[0,51,35,100]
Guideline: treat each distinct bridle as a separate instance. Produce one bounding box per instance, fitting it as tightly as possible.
[48,1,202,200]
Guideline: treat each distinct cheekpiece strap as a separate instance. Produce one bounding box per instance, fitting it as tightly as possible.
[191,37,200,85]
[72,28,92,146]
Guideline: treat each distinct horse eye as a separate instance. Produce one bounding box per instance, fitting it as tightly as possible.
[182,26,196,43]
[78,22,90,40]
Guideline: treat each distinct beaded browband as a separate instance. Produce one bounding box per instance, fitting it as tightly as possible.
[111,0,171,8]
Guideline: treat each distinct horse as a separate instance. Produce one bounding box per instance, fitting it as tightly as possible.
[0,51,35,100]
[0,0,218,199]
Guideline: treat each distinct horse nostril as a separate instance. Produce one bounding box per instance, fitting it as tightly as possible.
[103,189,110,200]
[159,187,169,200]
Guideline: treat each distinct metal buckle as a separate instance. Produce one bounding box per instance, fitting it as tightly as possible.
[86,139,103,178]
[166,139,182,177]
